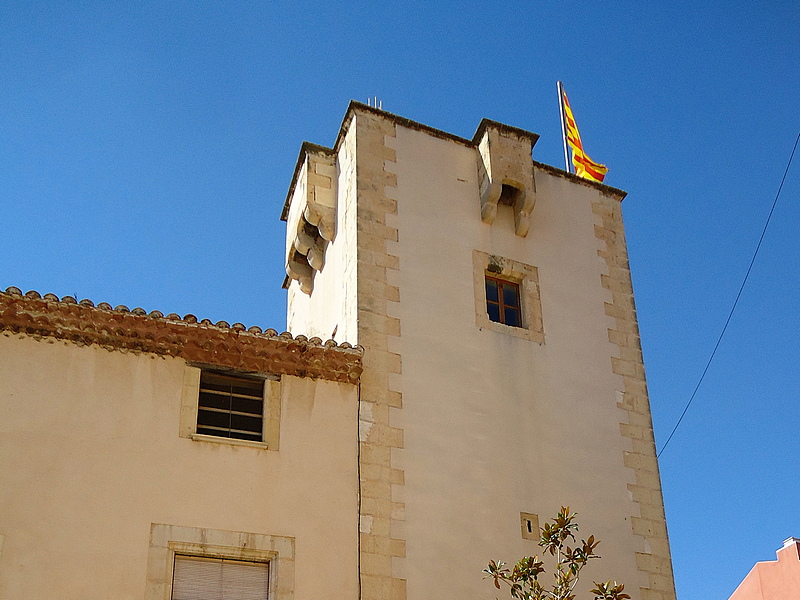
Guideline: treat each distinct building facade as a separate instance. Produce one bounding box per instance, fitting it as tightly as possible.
[0,102,676,600]
[0,290,362,599]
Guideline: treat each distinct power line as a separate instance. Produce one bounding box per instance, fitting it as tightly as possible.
[657,131,800,458]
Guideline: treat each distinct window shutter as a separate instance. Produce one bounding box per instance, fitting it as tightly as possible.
[172,555,269,600]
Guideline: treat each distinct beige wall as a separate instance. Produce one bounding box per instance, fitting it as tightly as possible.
[387,124,644,598]
[0,333,359,600]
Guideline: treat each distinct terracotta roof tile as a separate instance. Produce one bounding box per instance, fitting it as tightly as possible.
[0,287,362,384]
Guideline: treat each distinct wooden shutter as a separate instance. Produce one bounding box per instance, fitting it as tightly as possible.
[172,555,269,600]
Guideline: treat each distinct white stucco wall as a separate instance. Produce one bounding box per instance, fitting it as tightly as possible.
[0,334,359,600]
[287,125,359,344]
[387,124,642,598]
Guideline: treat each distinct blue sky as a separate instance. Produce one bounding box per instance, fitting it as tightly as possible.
[1,1,798,597]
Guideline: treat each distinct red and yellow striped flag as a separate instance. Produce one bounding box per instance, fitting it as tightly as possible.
[561,89,608,183]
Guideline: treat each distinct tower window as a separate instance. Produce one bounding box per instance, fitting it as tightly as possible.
[485,276,522,328]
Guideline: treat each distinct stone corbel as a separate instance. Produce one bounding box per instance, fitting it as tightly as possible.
[302,154,336,242]
[474,120,539,237]
[286,248,314,295]
[294,219,327,271]
[284,144,338,295]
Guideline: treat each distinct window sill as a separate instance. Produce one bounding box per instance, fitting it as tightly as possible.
[190,433,270,450]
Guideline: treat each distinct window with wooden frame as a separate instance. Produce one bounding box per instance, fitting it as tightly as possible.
[472,250,544,343]
[197,371,265,442]
[485,275,522,328]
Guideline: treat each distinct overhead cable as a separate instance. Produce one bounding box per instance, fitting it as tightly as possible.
[657,131,800,458]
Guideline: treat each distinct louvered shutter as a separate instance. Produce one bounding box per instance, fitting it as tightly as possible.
[172,555,269,600]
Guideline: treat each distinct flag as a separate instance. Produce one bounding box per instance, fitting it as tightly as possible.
[560,86,608,183]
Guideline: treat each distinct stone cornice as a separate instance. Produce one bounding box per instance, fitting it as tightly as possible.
[0,287,363,384]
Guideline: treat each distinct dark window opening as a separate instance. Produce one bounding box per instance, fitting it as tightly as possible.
[498,183,522,207]
[485,276,522,328]
[301,216,323,245]
[291,248,311,269]
[198,371,264,442]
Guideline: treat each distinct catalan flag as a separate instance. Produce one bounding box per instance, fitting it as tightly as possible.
[558,83,608,183]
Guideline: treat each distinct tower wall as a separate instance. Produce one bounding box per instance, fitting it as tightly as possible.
[283,103,676,600]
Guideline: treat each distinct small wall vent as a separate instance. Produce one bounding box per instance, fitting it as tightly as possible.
[520,512,540,540]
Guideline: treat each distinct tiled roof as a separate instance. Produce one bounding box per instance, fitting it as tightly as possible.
[0,287,362,384]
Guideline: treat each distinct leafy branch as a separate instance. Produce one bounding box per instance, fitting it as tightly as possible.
[484,507,630,600]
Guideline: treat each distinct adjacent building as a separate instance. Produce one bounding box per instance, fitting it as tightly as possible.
[729,538,800,600]
[0,102,677,600]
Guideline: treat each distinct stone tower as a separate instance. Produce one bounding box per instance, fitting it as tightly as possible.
[282,102,676,600]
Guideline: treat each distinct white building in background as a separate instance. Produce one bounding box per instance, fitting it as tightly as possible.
[0,102,676,600]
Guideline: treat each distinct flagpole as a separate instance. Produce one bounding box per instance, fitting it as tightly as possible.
[557,81,571,173]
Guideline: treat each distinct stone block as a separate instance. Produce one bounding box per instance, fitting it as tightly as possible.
[390,538,406,558]
[362,479,392,499]
[624,451,659,473]
[361,463,390,482]
[611,357,638,377]
[360,376,391,399]
[361,552,393,576]
[361,497,393,520]
[386,316,401,336]
[634,469,664,492]
[369,516,392,537]
[361,533,390,555]
[620,423,645,440]
[391,502,405,521]
[638,503,666,523]
[390,468,405,485]
[358,263,387,283]
[387,390,403,408]
[604,302,626,320]
[626,410,655,430]
[361,574,394,600]
[361,442,392,467]
[627,483,654,505]
[391,577,407,600]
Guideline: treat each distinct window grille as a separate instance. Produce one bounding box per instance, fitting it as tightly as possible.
[197,371,264,442]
